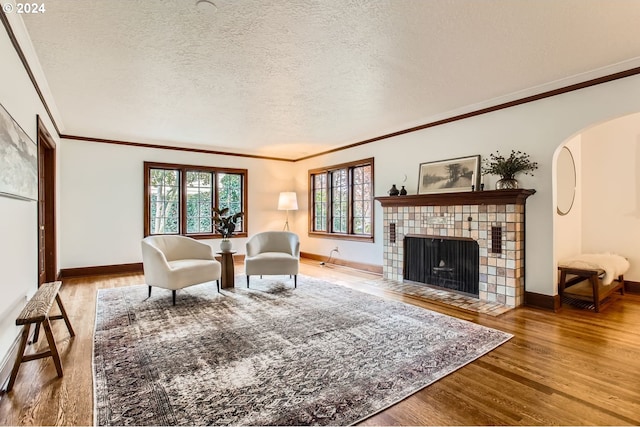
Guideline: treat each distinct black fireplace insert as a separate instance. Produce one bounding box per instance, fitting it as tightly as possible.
[404,236,480,296]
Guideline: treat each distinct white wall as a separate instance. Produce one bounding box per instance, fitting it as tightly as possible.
[293,76,640,296]
[0,19,60,364]
[580,112,640,280]
[59,139,297,268]
[554,135,582,263]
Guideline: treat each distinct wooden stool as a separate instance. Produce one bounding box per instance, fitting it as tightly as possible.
[6,281,75,392]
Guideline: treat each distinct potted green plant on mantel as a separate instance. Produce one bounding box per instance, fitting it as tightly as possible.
[212,207,244,252]
[482,150,538,190]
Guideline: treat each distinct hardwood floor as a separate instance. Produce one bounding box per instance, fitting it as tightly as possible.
[1,260,639,426]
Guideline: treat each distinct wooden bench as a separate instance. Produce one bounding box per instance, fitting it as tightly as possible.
[6,281,75,392]
[558,266,625,312]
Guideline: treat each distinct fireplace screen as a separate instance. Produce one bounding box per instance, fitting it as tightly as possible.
[404,236,480,296]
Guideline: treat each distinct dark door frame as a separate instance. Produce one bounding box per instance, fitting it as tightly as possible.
[37,115,57,284]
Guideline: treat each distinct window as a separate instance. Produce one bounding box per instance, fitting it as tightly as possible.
[144,162,247,238]
[309,158,374,241]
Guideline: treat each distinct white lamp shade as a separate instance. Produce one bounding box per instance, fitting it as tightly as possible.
[278,192,298,211]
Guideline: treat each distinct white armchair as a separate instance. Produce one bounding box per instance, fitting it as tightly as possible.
[245,231,300,288]
[141,235,221,305]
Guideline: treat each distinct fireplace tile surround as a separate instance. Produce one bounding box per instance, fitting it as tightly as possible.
[375,190,535,308]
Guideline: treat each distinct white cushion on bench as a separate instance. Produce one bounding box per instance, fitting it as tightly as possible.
[559,253,630,285]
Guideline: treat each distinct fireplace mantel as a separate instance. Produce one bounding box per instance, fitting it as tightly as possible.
[375,189,535,207]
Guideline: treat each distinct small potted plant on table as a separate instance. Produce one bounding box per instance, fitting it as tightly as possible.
[212,207,244,252]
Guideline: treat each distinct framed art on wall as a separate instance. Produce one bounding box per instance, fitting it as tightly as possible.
[418,155,480,194]
[0,103,37,201]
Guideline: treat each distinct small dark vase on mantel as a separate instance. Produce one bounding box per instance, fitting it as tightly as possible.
[388,184,400,196]
[399,186,407,195]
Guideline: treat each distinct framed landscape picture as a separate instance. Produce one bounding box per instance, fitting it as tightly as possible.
[418,155,480,194]
[0,103,37,201]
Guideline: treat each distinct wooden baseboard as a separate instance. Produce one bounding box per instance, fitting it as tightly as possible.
[0,333,22,393]
[58,255,248,279]
[624,280,640,294]
[59,263,144,279]
[300,252,383,274]
[525,291,562,312]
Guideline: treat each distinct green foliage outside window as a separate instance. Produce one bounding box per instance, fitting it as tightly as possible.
[218,173,243,231]
[146,163,246,237]
[313,175,327,232]
[150,169,180,234]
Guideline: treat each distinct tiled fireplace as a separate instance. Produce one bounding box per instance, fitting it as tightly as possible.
[375,189,535,308]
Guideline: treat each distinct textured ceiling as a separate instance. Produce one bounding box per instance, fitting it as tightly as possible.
[20,0,640,159]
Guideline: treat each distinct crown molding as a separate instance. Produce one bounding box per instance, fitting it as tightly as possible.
[295,65,640,162]
[60,134,295,162]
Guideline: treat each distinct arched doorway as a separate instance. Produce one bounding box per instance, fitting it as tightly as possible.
[553,111,640,299]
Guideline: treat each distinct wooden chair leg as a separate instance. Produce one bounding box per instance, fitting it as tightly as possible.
[619,275,626,295]
[247,276,250,288]
[294,275,297,288]
[6,325,31,392]
[148,286,152,298]
[216,279,220,293]
[30,322,41,345]
[590,275,601,313]
[55,294,75,337]
[172,290,176,305]
[42,319,63,378]
[558,270,567,296]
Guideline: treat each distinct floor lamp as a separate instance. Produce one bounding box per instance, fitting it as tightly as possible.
[278,192,298,231]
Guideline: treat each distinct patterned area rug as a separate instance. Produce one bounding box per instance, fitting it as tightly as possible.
[93,276,512,426]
